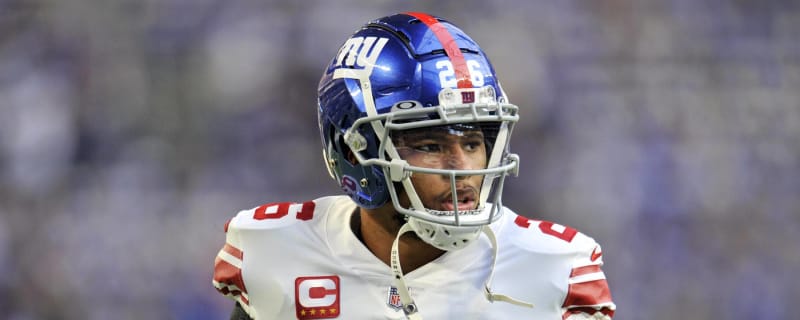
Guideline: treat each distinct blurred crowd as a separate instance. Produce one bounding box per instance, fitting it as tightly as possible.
[0,0,798,319]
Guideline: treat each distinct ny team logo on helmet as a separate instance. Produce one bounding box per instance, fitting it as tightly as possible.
[317,12,520,251]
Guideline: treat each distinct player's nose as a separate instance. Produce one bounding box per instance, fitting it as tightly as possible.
[445,145,473,170]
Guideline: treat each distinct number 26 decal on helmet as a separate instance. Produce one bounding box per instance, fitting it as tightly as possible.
[436,60,485,88]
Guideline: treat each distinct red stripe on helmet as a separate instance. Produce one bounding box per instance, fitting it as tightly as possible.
[404,12,473,88]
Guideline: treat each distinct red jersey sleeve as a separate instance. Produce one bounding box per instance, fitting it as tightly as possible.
[561,244,616,319]
[212,215,253,314]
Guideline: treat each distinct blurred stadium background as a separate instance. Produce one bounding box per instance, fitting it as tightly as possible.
[1,0,798,319]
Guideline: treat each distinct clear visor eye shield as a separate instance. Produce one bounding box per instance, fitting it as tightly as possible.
[344,86,520,227]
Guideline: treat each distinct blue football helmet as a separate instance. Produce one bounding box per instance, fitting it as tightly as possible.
[317,12,520,251]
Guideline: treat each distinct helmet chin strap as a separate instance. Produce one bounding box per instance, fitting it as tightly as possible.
[390,223,423,320]
[480,226,535,309]
[390,223,533,320]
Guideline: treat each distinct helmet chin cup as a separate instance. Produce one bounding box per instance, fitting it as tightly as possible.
[406,216,484,251]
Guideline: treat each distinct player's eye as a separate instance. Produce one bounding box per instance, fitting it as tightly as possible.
[463,140,484,152]
[412,143,443,153]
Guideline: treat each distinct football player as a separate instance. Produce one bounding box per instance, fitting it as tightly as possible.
[213,12,615,319]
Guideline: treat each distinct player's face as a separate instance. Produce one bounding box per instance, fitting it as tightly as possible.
[393,124,488,212]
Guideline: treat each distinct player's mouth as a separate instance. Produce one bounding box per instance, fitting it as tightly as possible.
[440,188,478,212]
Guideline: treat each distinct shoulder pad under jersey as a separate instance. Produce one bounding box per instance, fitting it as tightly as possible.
[225,200,319,232]
[501,210,601,258]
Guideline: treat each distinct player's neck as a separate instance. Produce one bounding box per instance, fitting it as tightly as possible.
[353,206,445,273]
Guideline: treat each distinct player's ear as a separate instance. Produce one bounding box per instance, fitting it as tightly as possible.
[345,148,358,165]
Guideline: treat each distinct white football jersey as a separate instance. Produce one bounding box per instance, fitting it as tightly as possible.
[213,196,615,319]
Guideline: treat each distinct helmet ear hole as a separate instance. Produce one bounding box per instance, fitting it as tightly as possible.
[327,126,341,154]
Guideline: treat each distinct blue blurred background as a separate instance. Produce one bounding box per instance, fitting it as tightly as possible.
[1,0,798,319]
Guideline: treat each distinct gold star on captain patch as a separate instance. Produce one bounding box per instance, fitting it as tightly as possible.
[300,310,307,316]
[330,308,337,314]
[320,309,327,315]
[309,309,316,315]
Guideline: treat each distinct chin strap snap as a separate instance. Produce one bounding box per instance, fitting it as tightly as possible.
[390,223,533,320]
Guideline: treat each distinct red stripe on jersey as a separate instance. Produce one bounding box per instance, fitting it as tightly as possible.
[404,12,473,88]
[562,306,615,320]
[215,286,250,306]
[562,278,613,309]
[570,264,601,278]
[223,243,244,260]
[213,252,248,299]
[224,218,232,233]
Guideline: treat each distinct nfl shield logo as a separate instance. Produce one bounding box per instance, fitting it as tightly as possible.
[386,287,403,310]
